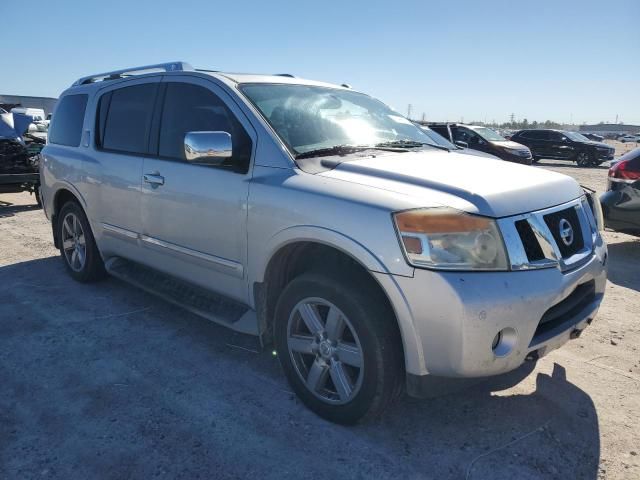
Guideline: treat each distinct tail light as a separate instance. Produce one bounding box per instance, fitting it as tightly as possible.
[609,160,640,182]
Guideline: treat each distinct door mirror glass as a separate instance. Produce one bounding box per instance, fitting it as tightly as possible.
[184,131,232,166]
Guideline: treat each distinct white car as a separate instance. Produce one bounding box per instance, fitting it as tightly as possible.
[619,135,640,143]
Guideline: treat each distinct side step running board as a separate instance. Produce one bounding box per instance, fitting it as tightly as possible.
[105,257,260,336]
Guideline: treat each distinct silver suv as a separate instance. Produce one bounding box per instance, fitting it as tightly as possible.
[41,62,608,424]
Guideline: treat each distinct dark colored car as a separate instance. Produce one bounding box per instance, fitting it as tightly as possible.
[417,125,500,159]
[511,129,615,167]
[428,123,533,165]
[581,133,605,142]
[0,110,42,204]
[600,147,640,235]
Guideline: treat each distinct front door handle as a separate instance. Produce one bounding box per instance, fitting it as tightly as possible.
[144,173,165,187]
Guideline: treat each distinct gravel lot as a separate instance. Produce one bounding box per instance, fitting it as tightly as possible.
[1,154,638,479]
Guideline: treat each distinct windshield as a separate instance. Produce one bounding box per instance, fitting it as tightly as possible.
[565,131,591,142]
[419,126,456,148]
[471,127,506,142]
[240,84,434,155]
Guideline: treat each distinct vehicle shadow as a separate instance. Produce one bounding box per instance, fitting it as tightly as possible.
[606,239,640,291]
[0,202,41,218]
[360,363,600,479]
[535,160,609,170]
[0,257,600,480]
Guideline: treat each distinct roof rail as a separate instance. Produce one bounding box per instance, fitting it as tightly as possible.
[275,73,295,78]
[72,61,194,86]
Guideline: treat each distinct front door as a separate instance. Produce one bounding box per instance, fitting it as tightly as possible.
[139,78,255,303]
[548,131,573,159]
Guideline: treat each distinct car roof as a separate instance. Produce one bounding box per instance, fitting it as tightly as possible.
[208,72,349,90]
[66,61,352,95]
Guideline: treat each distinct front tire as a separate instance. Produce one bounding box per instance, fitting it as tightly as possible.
[575,151,593,167]
[57,201,106,282]
[274,272,402,424]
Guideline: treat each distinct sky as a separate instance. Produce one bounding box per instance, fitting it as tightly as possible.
[1,0,638,125]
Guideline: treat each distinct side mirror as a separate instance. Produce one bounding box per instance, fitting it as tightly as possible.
[184,131,232,166]
[455,140,468,148]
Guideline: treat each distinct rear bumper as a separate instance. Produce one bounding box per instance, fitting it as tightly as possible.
[377,234,607,385]
[601,188,640,234]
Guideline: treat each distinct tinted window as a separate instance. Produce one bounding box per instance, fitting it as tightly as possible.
[158,83,252,172]
[549,131,567,141]
[99,83,158,154]
[49,94,88,147]
[453,127,480,144]
[520,130,548,140]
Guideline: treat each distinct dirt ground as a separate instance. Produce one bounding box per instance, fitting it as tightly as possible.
[1,155,638,479]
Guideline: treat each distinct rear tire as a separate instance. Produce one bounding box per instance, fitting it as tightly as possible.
[57,201,106,282]
[274,272,403,424]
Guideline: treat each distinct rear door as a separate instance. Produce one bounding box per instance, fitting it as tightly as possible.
[91,77,161,259]
[138,77,255,303]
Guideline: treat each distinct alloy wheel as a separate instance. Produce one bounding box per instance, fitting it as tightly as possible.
[576,152,591,167]
[61,212,87,272]
[287,298,364,405]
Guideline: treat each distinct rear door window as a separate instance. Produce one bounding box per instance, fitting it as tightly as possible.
[97,83,158,154]
[48,94,88,147]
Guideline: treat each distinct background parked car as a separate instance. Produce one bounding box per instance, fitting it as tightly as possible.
[600,147,640,235]
[619,134,640,143]
[417,125,500,159]
[511,129,614,167]
[0,108,43,205]
[427,123,533,164]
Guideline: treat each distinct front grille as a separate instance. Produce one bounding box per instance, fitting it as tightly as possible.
[531,280,596,343]
[515,219,545,262]
[543,207,584,258]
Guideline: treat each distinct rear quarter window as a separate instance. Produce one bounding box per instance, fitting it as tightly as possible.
[48,94,88,147]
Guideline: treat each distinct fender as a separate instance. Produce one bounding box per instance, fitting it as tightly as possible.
[250,225,426,376]
[252,224,396,287]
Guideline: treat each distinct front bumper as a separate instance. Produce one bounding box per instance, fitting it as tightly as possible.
[380,235,607,386]
[596,150,615,161]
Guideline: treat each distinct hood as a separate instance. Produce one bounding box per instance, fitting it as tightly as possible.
[491,140,530,150]
[459,148,500,160]
[318,150,582,218]
[0,113,17,139]
[586,141,613,150]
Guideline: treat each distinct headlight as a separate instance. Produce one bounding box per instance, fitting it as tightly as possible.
[393,208,509,270]
[507,148,529,156]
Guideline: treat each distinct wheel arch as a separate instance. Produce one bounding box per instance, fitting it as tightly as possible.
[51,186,87,248]
[253,228,422,375]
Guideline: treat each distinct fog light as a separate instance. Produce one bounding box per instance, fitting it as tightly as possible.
[491,327,517,357]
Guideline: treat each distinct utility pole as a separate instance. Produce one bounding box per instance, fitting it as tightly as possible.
[421,112,426,122]
[509,113,515,125]
[615,114,619,124]
[407,104,412,119]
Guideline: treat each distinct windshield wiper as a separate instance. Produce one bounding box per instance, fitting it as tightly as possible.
[376,140,450,152]
[295,145,374,160]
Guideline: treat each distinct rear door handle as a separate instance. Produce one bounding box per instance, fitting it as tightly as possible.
[143,173,164,187]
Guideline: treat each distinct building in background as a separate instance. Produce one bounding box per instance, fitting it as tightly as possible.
[0,94,57,116]
[579,124,640,136]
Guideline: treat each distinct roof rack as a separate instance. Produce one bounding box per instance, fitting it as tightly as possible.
[275,73,295,78]
[72,61,194,86]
